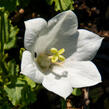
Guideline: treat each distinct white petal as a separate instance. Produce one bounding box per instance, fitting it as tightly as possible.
[48,10,78,36]
[24,18,47,51]
[34,10,78,54]
[67,29,104,61]
[53,61,101,88]
[42,60,101,98]
[42,73,73,99]
[21,50,44,83]
[69,61,102,87]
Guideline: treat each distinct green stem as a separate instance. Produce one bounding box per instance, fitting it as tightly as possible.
[61,98,66,109]
[4,12,9,43]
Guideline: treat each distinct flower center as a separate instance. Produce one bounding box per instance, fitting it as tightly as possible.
[49,48,65,63]
[35,48,65,72]
[36,53,51,72]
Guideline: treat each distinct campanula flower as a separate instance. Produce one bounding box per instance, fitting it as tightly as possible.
[21,10,103,99]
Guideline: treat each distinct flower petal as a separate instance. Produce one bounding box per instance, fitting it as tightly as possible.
[53,60,101,88]
[42,60,101,98]
[42,73,73,99]
[67,29,104,61]
[24,18,47,51]
[69,61,102,87]
[34,10,78,54]
[21,50,44,83]
[48,10,78,36]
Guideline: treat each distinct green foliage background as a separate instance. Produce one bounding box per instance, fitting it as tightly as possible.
[0,0,75,109]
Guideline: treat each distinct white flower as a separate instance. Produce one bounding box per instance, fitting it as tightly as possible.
[21,10,104,99]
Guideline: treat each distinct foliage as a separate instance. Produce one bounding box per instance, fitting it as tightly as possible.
[61,98,66,109]
[46,0,74,11]
[0,0,30,12]
[72,88,82,96]
[0,12,19,51]
[4,76,36,106]
[0,10,37,108]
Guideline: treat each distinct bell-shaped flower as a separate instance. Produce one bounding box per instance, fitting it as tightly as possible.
[21,10,104,99]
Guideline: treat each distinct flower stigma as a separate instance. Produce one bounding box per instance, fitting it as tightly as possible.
[35,48,66,72]
[50,48,65,63]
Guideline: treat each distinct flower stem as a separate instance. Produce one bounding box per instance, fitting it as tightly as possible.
[61,98,66,109]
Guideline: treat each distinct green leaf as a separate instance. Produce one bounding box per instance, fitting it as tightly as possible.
[4,25,19,50]
[4,79,25,105]
[22,76,36,89]
[19,48,25,59]
[4,77,37,106]
[0,12,4,55]
[0,54,8,74]
[8,59,19,78]
[0,11,19,51]
[8,60,16,76]
[21,84,37,105]
[72,88,82,96]
[60,0,74,11]
[3,12,9,43]
[46,0,74,11]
